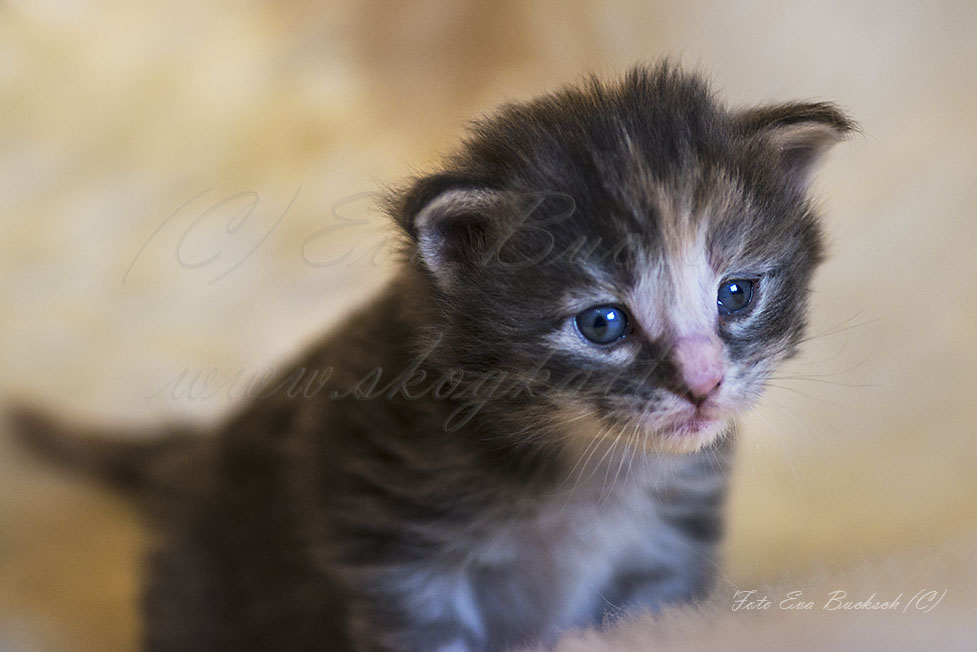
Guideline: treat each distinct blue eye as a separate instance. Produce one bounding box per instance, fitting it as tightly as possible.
[575,306,629,344]
[717,279,754,316]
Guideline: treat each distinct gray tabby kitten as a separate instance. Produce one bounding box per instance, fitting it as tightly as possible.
[13,64,853,652]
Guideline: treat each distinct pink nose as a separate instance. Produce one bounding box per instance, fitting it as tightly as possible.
[672,334,724,405]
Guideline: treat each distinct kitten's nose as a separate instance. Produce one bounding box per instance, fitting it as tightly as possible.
[672,334,724,405]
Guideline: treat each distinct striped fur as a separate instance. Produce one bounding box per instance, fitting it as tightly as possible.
[19,63,853,652]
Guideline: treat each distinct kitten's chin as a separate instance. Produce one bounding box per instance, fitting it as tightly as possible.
[651,415,730,454]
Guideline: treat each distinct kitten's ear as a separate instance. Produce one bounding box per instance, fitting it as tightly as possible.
[735,102,857,191]
[395,174,507,287]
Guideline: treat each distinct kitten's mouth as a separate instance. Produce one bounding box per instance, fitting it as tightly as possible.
[555,399,730,456]
[672,414,717,434]
[655,407,728,452]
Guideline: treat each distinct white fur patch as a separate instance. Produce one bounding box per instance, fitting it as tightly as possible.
[631,225,719,341]
[399,566,484,642]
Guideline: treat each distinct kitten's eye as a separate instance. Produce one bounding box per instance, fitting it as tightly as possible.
[717,279,754,316]
[575,306,629,344]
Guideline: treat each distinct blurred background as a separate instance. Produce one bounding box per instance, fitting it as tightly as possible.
[2,1,976,650]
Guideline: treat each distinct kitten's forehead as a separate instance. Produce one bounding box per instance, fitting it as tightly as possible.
[581,147,722,340]
[549,169,723,343]
[548,163,729,326]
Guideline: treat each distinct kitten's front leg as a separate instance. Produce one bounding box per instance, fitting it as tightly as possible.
[601,468,728,619]
[344,569,484,652]
[600,558,716,620]
[345,600,480,652]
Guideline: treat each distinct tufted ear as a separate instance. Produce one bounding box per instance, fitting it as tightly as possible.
[735,102,856,191]
[395,174,508,287]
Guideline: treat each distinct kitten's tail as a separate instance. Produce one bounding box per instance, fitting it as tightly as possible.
[7,404,210,506]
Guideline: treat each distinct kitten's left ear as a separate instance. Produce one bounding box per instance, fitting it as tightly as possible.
[393,173,508,288]
[735,102,857,191]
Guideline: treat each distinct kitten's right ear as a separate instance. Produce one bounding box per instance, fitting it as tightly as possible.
[395,174,506,288]
[734,102,857,191]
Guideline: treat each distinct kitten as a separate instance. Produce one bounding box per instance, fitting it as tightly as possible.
[12,63,853,652]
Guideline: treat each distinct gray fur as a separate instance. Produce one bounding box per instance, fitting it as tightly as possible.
[11,63,853,652]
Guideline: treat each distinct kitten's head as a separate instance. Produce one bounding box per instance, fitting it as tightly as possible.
[393,64,854,454]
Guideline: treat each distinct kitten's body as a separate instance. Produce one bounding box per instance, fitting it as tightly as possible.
[12,64,852,652]
[140,283,729,652]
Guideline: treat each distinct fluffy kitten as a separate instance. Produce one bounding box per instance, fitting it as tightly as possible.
[13,64,853,652]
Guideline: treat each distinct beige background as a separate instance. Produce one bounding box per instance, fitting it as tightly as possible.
[2,1,976,650]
